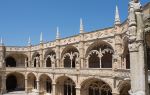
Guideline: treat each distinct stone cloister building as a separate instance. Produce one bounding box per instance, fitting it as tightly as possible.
[0,0,150,95]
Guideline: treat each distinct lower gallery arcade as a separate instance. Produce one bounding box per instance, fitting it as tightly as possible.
[0,72,131,95]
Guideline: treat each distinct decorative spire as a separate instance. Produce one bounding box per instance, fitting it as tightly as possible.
[0,37,3,46]
[40,32,43,43]
[28,36,31,46]
[80,18,84,33]
[115,5,121,25]
[56,27,60,39]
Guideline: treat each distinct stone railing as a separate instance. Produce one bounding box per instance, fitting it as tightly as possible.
[5,67,26,72]
[6,46,28,52]
[4,67,130,78]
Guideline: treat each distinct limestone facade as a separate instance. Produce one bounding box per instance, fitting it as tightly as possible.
[0,1,150,95]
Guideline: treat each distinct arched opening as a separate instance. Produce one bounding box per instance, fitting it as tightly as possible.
[6,75,17,91]
[62,46,79,68]
[6,73,25,92]
[44,50,56,67]
[5,57,16,67]
[32,53,40,67]
[56,76,76,95]
[64,55,71,67]
[119,81,131,95]
[89,52,100,68]
[101,52,112,68]
[46,57,52,67]
[5,53,28,67]
[39,74,52,95]
[27,73,37,93]
[81,78,112,95]
[86,41,113,68]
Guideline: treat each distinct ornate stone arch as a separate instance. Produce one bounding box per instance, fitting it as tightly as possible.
[117,80,131,95]
[61,45,79,68]
[85,41,114,68]
[32,51,40,60]
[27,72,37,92]
[37,73,52,81]
[27,72,37,80]
[61,45,79,58]
[38,73,52,94]
[55,75,76,95]
[55,75,76,85]
[6,72,25,91]
[85,40,114,57]
[80,77,112,95]
[44,49,56,59]
[6,72,25,78]
[5,53,28,67]
[31,52,40,67]
[44,49,56,67]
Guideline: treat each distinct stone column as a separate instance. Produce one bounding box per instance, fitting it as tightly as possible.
[25,58,28,68]
[1,75,6,94]
[128,0,148,95]
[76,86,81,95]
[129,43,139,92]
[56,39,60,67]
[112,88,120,95]
[40,52,43,67]
[52,83,56,95]
[28,46,31,67]
[128,1,148,94]
[79,34,84,69]
[114,25,122,69]
[36,80,40,95]
[136,12,148,94]
[25,78,28,93]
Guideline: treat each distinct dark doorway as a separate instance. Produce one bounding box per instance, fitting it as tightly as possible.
[5,57,16,67]
[6,75,17,92]
[46,57,52,67]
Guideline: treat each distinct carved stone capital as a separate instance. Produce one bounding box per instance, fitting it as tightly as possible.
[128,42,141,52]
[128,26,137,43]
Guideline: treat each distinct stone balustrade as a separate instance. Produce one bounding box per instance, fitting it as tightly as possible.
[5,67,131,78]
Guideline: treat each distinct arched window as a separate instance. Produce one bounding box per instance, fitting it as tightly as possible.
[62,46,79,68]
[101,52,112,68]
[39,74,52,94]
[86,42,113,68]
[89,52,100,68]
[32,53,40,67]
[34,58,36,67]
[5,57,16,67]
[64,55,71,68]
[46,57,52,67]
[64,79,76,95]
[44,50,56,67]
[27,73,37,92]
[81,79,112,95]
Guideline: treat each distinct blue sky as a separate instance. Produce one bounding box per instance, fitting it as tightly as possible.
[0,0,149,46]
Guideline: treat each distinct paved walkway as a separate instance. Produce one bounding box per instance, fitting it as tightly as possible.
[3,91,27,95]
